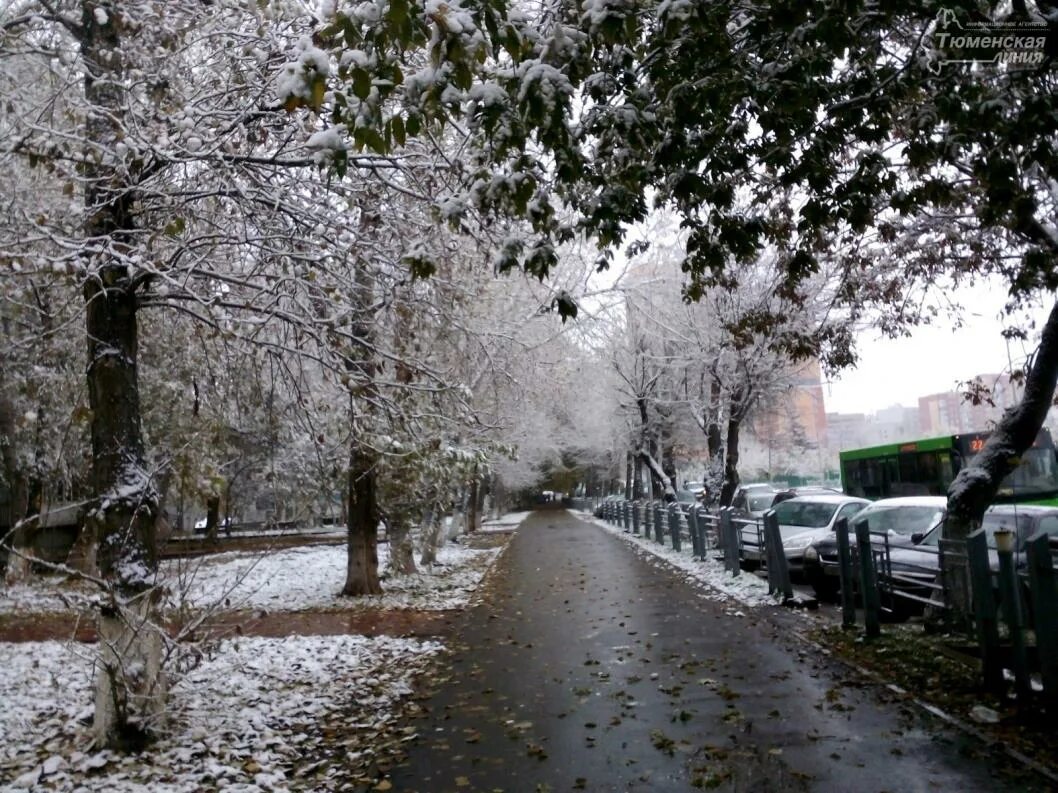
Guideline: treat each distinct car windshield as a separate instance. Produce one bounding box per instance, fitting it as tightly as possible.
[772,500,839,529]
[676,490,697,503]
[858,505,944,536]
[748,493,777,511]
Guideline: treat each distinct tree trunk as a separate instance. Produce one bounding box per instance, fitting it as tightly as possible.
[4,467,42,584]
[637,449,677,501]
[204,495,220,544]
[700,376,724,504]
[467,473,480,533]
[341,215,383,595]
[624,451,634,500]
[719,414,742,507]
[79,3,163,749]
[79,0,158,583]
[0,384,31,582]
[449,491,466,540]
[93,597,166,751]
[490,478,506,519]
[632,452,644,500]
[419,506,444,566]
[343,438,381,595]
[387,514,417,575]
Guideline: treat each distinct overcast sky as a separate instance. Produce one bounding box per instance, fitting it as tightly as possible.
[823,281,1051,415]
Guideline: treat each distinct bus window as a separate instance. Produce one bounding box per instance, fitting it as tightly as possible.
[916,451,947,496]
[938,453,954,492]
[996,445,1058,498]
[844,458,888,499]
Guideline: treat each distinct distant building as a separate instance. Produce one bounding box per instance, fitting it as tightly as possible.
[745,359,829,479]
[918,372,1022,435]
[918,391,968,434]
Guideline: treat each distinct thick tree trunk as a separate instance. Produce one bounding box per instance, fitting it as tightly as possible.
[80,3,162,750]
[83,273,158,578]
[4,468,41,584]
[341,217,383,595]
[624,451,634,500]
[632,452,644,500]
[493,475,505,518]
[93,597,166,751]
[661,434,678,491]
[0,379,32,581]
[719,414,742,507]
[704,377,725,504]
[343,439,381,595]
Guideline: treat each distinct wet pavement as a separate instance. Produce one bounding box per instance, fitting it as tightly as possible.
[386,509,1045,792]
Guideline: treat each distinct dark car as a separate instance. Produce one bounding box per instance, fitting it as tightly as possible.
[884,504,1058,606]
[803,496,947,599]
[730,483,778,513]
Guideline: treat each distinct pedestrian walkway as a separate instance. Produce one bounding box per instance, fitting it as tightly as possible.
[385,510,1043,791]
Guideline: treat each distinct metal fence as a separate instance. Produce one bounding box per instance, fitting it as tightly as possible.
[833,516,1058,711]
[584,498,796,601]
[579,498,1058,710]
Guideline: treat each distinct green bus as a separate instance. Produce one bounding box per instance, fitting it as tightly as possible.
[839,428,1058,505]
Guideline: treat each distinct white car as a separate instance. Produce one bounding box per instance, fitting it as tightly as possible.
[770,494,870,573]
[804,496,948,598]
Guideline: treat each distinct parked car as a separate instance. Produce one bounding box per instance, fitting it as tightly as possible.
[740,494,869,574]
[884,504,1058,607]
[730,482,778,512]
[804,496,948,599]
[738,490,784,517]
[675,488,704,514]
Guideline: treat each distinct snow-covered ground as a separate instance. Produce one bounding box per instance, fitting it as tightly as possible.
[165,540,502,613]
[0,540,504,616]
[575,510,777,609]
[0,635,442,791]
[479,510,532,532]
[0,518,524,790]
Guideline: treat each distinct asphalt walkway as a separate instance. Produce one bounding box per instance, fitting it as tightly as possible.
[385,509,1043,792]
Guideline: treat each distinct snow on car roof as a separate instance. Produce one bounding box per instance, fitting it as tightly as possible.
[861,496,948,508]
[986,503,1058,515]
[776,494,869,505]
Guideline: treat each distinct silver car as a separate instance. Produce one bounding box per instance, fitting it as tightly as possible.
[740,494,869,574]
